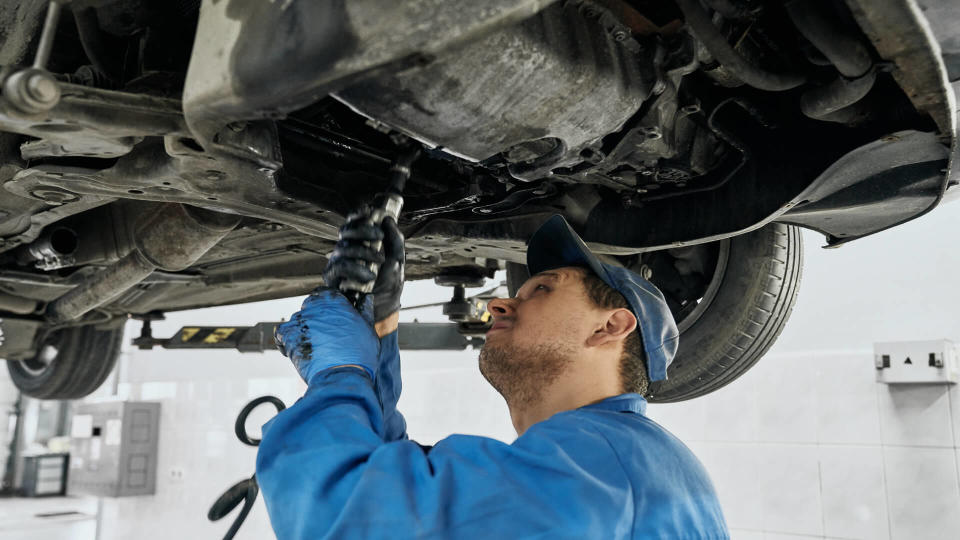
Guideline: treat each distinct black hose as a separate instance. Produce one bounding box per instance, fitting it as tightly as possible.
[209,396,287,539]
[675,0,806,91]
[207,475,259,540]
[234,395,286,446]
[785,0,872,78]
[800,69,876,122]
[223,478,259,540]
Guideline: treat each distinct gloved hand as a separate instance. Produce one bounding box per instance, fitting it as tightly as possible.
[322,212,405,323]
[274,289,380,384]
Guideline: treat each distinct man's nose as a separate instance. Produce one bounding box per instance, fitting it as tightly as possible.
[486,297,517,318]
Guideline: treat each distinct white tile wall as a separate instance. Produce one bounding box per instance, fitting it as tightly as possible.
[814,353,883,446]
[757,445,823,537]
[702,377,759,443]
[883,446,960,540]
[947,384,960,448]
[760,534,823,540]
[753,353,820,443]
[644,396,706,443]
[818,445,889,540]
[694,443,763,530]
[877,384,954,448]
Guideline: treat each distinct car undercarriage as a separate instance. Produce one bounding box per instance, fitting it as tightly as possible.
[0,0,956,401]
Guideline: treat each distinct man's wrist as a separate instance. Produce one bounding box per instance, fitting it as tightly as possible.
[374,311,399,338]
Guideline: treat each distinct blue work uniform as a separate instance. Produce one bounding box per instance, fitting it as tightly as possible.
[256,331,729,539]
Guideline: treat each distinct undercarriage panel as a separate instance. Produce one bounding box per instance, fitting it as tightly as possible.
[0,0,955,333]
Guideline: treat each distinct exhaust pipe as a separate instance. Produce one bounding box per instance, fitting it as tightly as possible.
[46,203,240,324]
[17,226,80,270]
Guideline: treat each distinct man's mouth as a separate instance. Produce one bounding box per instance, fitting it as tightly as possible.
[487,320,512,334]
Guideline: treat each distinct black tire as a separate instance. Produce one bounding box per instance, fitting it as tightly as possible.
[7,325,124,400]
[505,223,803,402]
[648,223,802,401]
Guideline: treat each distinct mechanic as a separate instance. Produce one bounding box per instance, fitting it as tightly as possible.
[258,214,729,539]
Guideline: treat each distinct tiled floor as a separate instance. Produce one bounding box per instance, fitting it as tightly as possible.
[0,495,97,540]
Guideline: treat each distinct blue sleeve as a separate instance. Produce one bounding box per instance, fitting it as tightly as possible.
[374,330,407,441]
[255,369,633,539]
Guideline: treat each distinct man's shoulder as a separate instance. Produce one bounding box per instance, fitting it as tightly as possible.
[538,407,704,467]
[549,404,677,441]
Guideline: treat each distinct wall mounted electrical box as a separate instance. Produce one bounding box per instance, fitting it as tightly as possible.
[68,401,160,497]
[874,339,959,384]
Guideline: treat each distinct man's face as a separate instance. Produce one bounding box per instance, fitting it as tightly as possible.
[478,267,601,406]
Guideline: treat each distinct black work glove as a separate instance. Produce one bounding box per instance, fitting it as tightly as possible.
[322,212,405,323]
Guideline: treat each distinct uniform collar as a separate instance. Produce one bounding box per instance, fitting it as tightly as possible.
[580,393,647,415]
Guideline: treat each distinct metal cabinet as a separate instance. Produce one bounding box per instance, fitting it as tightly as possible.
[68,401,160,497]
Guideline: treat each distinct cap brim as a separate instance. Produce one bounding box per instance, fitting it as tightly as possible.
[527,215,612,282]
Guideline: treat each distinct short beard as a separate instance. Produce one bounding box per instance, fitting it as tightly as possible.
[478,341,574,410]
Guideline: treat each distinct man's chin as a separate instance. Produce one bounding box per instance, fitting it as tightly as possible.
[478,341,573,408]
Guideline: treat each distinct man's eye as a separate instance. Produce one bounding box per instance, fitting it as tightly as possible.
[535,284,549,291]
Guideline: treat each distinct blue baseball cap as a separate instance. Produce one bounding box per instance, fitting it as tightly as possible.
[525,215,679,381]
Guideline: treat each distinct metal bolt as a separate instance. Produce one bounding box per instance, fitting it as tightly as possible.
[3,68,60,113]
[640,265,653,280]
[27,74,58,103]
[612,30,628,42]
[477,208,492,214]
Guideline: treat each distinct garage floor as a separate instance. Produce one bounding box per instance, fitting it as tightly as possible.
[0,496,97,540]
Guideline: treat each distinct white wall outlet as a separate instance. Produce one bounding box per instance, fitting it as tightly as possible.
[168,466,185,483]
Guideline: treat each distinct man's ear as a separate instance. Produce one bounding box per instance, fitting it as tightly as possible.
[586,309,637,348]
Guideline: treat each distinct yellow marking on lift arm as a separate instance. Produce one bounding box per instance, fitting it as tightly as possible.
[181,328,200,342]
[479,301,491,323]
[203,328,237,344]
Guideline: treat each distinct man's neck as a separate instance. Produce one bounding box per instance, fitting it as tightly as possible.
[508,374,622,436]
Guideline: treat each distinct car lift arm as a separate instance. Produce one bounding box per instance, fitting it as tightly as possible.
[132,320,486,352]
